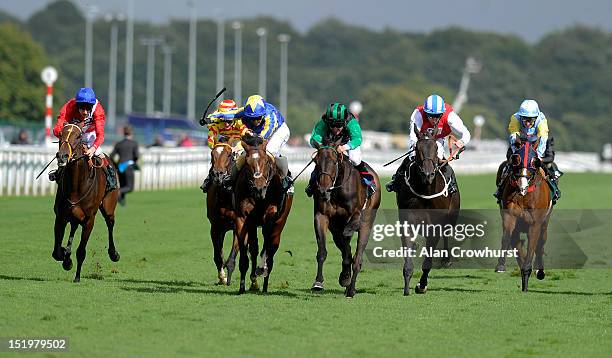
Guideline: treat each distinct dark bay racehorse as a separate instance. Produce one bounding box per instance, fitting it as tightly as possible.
[206,141,238,285]
[495,140,552,291]
[52,123,120,282]
[395,127,460,295]
[310,138,381,298]
[233,134,293,294]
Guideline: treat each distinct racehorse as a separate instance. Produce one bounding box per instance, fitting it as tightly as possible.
[310,137,381,298]
[232,134,293,294]
[206,140,239,285]
[51,123,120,282]
[395,126,460,295]
[495,139,552,291]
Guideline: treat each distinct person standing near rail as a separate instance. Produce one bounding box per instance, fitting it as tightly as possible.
[110,125,139,206]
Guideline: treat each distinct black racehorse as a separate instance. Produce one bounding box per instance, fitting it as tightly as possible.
[310,136,381,298]
[394,126,461,295]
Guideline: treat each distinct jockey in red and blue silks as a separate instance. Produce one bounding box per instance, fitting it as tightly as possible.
[386,94,471,194]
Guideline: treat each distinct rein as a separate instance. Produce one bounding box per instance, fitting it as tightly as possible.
[403,161,450,199]
[57,124,98,207]
[316,146,351,192]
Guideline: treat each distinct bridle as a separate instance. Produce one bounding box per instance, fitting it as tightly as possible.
[315,145,351,193]
[245,146,274,194]
[58,124,84,164]
[402,136,450,199]
[211,143,234,184]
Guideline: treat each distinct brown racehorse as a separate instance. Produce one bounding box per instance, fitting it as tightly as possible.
[395,127,461,295]
[233,134,293,294]
[206,141,238,285]
[51,123,120,282]
[310,138,381,298]
[495,139,552,291]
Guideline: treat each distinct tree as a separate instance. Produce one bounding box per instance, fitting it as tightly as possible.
[0,23,47,122]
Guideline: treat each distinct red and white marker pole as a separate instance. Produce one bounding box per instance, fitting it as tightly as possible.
[40,66,58,147]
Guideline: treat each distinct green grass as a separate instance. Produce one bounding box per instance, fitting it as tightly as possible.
[1,173,611,357]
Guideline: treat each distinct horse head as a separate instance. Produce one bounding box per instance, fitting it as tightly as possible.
[510,138,541,196]
[57,122,85,167]
[313,137,345,202]
[211,139,234,186]
[414,124,439,185]
[241,133,273,200]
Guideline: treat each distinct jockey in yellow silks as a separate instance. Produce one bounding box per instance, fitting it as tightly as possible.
[494,99,562,203]
[200,99,248,192]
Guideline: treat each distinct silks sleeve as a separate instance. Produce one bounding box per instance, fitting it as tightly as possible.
[508,115,521,144]
[346,118,363,150]
[536,118,549,157]
[309,120,326,148]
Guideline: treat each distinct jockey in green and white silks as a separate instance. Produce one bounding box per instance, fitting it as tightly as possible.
[305,103,376,197]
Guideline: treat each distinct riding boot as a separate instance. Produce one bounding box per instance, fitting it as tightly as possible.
[386,157,410,192]
[49,167,64,183]
[103,164,119,191]
[276,156,294,194]
[355,162,376,198]
[305,170,317,197]
[200,168,213,193]
[493,164,510,202]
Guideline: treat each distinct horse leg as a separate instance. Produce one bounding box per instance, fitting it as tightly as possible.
[74,217,95,283]
[52,215,68,261]
[513,229,526,270]
[210,225,226,285]
[312,213,329,291]
[497,214,517,272]
[345,222,371,298]
[331,228,352,287]
[236,217,249,294]
[62,222,78,271]
[440,236,452,268]
[401,234,415,296]
[224,230,239,286]
[99,202,120,262]
[535,224,549,280]
[262,241,280,293]
[521,225,540,292]
[416,236,440,294]
[249,228,260,291]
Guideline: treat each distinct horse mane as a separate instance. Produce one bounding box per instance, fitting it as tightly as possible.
[322,132,343,147]
[242,133,264,148]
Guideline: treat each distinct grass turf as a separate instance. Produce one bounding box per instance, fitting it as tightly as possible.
[1,173,611,357]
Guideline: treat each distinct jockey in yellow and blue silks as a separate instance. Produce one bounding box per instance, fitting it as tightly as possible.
[210,94,293,192]
[494,99,562,202]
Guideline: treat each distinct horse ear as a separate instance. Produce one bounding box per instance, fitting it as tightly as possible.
[413,123,422,140]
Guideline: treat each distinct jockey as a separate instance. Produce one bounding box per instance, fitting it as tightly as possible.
[200,99,248,192]
[494,99,562,202]
[212,94,293,192]
[305,102,376,197]
[49,88,117,190]
[386,94,470,193]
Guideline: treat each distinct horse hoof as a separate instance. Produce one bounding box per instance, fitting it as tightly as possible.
[226,277,232,286]
[311,281,324,292]
[339,273,351,288]
[249,282,260,291]
[52,248,65,261]
[403,289,410,296]
[441,259,452,268]
[345,288,355,298]
[415,284,427,294]
[495,265,506,273]
[536,270,545,280]
[238,285,246,294]
[255,267,268,278]
[73,277,80,283]
[108,250,120,262]
[62,259,73,271]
